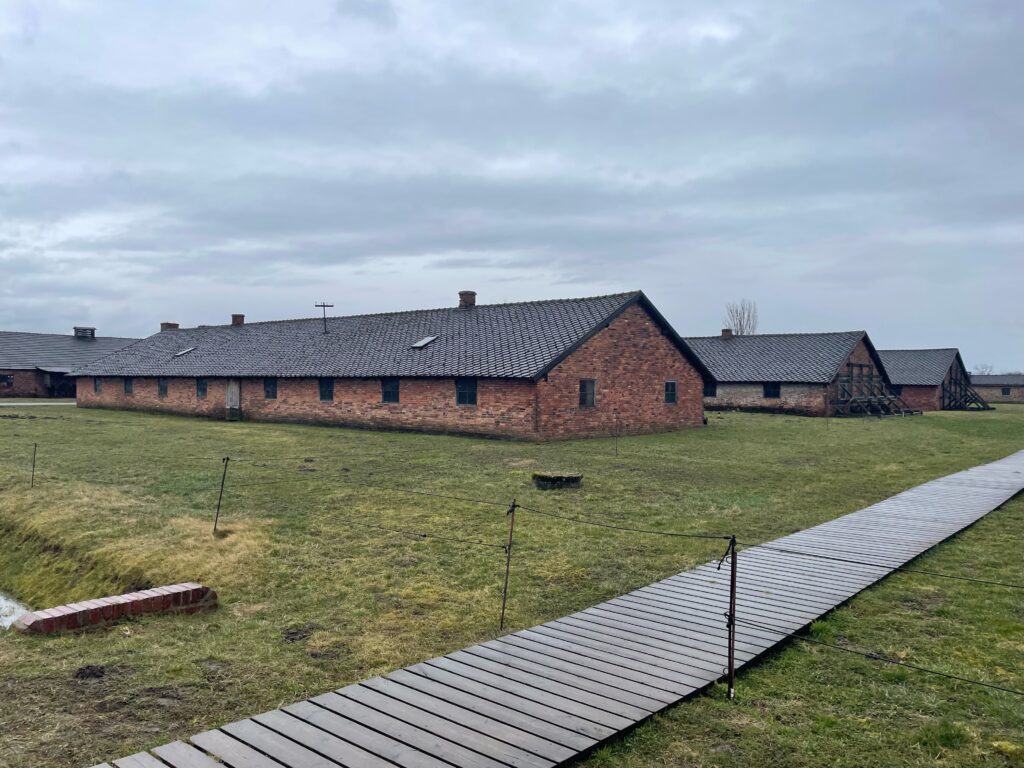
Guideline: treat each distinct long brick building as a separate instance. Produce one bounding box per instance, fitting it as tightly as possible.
[877,348,990,411]
[685,329,913,417]
[73,291,709,440]
[970,373,1024,405]
[0,327,137,398]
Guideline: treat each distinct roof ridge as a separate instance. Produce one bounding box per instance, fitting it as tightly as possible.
[169,291,642,331]
[879,347,958,353]
[684,330,864,340]
[0,330,137,341]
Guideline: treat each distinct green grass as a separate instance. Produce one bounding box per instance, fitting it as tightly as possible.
[0,404,1021,767]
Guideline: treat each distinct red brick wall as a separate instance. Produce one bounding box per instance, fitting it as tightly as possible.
[705,383,829,416]
[239,377,538,438]
[77,376,227,418]
[534,303,705,438]
[898,385,941,411]
[0,369,45,397]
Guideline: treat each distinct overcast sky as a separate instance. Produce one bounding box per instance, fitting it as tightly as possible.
[1,1,1021,370]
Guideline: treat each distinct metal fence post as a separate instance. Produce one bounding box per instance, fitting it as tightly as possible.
[30,443,37,489]
[499,499,517,633]
[213,456,230,534]
[727,535,738,699]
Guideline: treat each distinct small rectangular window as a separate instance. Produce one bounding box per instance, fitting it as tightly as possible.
[381,377,400,403]
[890,384,903,396]
[1003,387,1011,396]
[158,377,169,398]
[319,377,334,402]
[703,380,717,398]
[123,377,133,395]
[264,377,278,399]
[664,380,677,404]
[579,379,596,408]
[94,377,102,394]
[0,375,13,388]
[763,382,781,399]
[196,378,207,399]
[455,377,477,406]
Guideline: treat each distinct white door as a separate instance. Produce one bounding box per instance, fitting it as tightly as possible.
[226,379,241,418]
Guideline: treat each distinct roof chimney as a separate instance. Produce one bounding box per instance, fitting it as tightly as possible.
[73,326,96,340]
[458,290,477,309]
[721,328,734,338]
[231,314,245,326]
[160,322,179,332]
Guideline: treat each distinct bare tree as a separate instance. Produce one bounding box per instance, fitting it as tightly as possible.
[723,299,759,335]
[973,363,995,375]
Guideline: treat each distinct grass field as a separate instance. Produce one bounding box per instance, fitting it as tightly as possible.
[0,404,1022,767]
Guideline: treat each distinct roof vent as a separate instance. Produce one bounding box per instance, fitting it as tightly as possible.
[721,328,734,338]
[231,314,245,326]
[160,322,180,332]
[411,335,438,349]
[173,347,196,357]
[73,326,96,340]
[458,291,476,309]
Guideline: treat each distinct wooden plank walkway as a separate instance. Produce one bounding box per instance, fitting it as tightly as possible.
[93,451,1024,768]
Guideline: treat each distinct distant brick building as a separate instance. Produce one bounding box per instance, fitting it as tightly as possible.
[73,291,708,440]
[0,327,137,398]
[970,374,1024,404]
[685,329,913,417]
[878,348,990,411]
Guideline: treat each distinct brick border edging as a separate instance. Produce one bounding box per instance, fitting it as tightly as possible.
[10,582,217,634]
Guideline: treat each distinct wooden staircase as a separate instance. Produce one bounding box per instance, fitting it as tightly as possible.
[831,376,921,417]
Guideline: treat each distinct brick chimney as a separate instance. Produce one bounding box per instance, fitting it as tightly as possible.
[231,314,245,326]
[458,290,477,309]
[160,322,179,332]
[721,328,734,338]
[73,326,96,340]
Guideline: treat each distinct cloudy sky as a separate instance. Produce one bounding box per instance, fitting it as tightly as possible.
[1,1,1021,370]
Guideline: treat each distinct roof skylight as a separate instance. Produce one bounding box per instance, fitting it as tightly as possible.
[411,335,438,349]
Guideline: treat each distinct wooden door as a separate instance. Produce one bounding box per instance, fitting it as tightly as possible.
[226,379,241,420]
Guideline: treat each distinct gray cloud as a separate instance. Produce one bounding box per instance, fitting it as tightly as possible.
[0,0,1022,370]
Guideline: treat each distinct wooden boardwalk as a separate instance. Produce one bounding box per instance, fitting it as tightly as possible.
[95,451,1024,768]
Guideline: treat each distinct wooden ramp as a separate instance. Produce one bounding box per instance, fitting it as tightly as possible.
[95,451,1024,768]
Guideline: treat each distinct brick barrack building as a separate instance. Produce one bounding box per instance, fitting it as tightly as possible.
[970,373,1024,404]
[685,329,917,417]
[0,327,138,398]
[73,291,709,440]
[877,348,990,411]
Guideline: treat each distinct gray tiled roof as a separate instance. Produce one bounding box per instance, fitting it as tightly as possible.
[683,331,870,384]
[0,331,138,372]
[971,373,1024,386]
[74,292,705,380]
[877,348,961,386]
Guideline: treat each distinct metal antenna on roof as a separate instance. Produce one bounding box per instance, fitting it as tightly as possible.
[315,302,333,334]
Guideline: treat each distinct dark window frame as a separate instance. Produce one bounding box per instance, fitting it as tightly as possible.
[264,377,278,399]
[381,377,400,404]
[93,377,102,395]
[123,377,133,395]
[0,375,13,388]
[319,377,334,402]
[455,377,477,406]
[703,380,717,398]
[579,379,596,408]
[890,384,903,396]
[196,378,208,399]
[763,382,781,399]
[664,380,678,404]
[1002,387,1012,396]
[157,377,169,398]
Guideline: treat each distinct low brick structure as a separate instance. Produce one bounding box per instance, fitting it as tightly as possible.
[73,292,708,440]
[10,582,217,634]
[686,329,901,417]
[971,374,1024,404]
[878,348,989,411]
[0,327,137,398]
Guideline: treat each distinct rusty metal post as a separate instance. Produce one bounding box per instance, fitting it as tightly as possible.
[30,443,37,489]
[727,535,738,699]
[499,499,517,633]
[213,456,230,534]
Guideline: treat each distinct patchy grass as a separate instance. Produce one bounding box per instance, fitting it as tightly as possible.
[0,404,1021,767]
